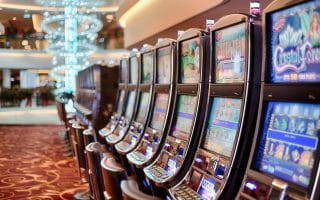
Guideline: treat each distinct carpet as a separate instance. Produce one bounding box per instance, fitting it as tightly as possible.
[0,125,88,200]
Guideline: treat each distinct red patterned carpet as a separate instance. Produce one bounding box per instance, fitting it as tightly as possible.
[0,125,88,200]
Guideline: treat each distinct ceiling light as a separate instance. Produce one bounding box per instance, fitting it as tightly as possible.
[12,17,17,20]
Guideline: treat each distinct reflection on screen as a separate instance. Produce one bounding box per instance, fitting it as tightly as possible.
[150,93,169,130]
[254,102,320,188]
[116,90,126,115]
[197,177,218,200]
[130,57,139,84]
[269,0,320,83]
[215,23,246,83]
[136,92,150,123]
[125,91,136,119]
[180,38,201,83]
[120,60,128,83]
[165,157,177,175]
[142,52,153,83]
[157,46,171,83]
[203,98,242,157]
[172,95,197,140]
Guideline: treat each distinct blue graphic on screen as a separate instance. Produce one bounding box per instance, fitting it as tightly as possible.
[254,102,320,188]
[197,177,218,200]
[203,98,242,157]
[165,157,177,175]
[269,0,320,82]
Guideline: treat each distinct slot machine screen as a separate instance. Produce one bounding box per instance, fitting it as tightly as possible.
[142,52,153,83]
[203,98,242,157]
[116,90,126,115]
[165,157,177,175]
[145,144,153,159]
[125,91,136,119]
[254,102,320,188]
[130,57,139,84]
[150,93,170,130]
[172,95,198,140]
[215,23,246,83]
[197,177,218,200]
[188,170,203,191]
[157,46,171,83]
[135,92,150,123]
[180,38,201,83]
[268,0,320,83]
[120,60,128,83]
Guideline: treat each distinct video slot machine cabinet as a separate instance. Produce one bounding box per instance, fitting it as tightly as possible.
[169,13,262,200]
[237,0,320,199]
[127,39,177,169]
[105,49,140,149]
[114,45,155,161]
[74,64,119,140]
[99,58,129,138]
[142,29,210,198]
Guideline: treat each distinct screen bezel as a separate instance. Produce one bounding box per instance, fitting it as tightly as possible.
[156,45,173,84]
[211,22,249,84]
[251,100,320,192]
[178,36,204,84]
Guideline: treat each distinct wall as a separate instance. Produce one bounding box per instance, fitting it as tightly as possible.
[127,0,274,49]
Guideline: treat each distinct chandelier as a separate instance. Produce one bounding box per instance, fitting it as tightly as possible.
[36,0,106,92]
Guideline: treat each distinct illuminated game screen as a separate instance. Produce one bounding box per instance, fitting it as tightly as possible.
[197,177,218,200]
[142,52,153,83]
[254,102,320,188]
[165,157,177,175]
[268,0,320,83]
[124,91,136,119]
[172,95,198,140]
[188,170,202,191]
[157,46,171,83]
[150,93,169,130]
[130,57,139,84]
[203,98,242,157]
[215,23,246,83]
[135,92,150,123]
[120,60,128,83]
[180,38,201,83]
[116,90,126,115]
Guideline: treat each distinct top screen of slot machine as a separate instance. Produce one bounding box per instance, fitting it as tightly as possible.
[130,57,139,84]
[125,91,136,119]
[203,97,242,157]
[215,23,246,83]
[157,46,171,84]
[180,38,201,83]
[120,60,128,83]
[142,52,153,83]
[268,0,320,83]
[253,102,320,188]
[171,95,198,140]
[116,90,126,115]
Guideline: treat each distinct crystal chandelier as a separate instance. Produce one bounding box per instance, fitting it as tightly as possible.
[36,0,106,92]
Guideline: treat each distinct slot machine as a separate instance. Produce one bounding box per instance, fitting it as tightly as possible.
[99,58,129,138]
[114,44,155,165]
[105,49,141,148]
[169,12,262,200]
[237,0,320,199]
[123,29,210,199]
[127,38,176,172]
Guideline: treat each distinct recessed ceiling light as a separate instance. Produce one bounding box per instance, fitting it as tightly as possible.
[12,17,17,20]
